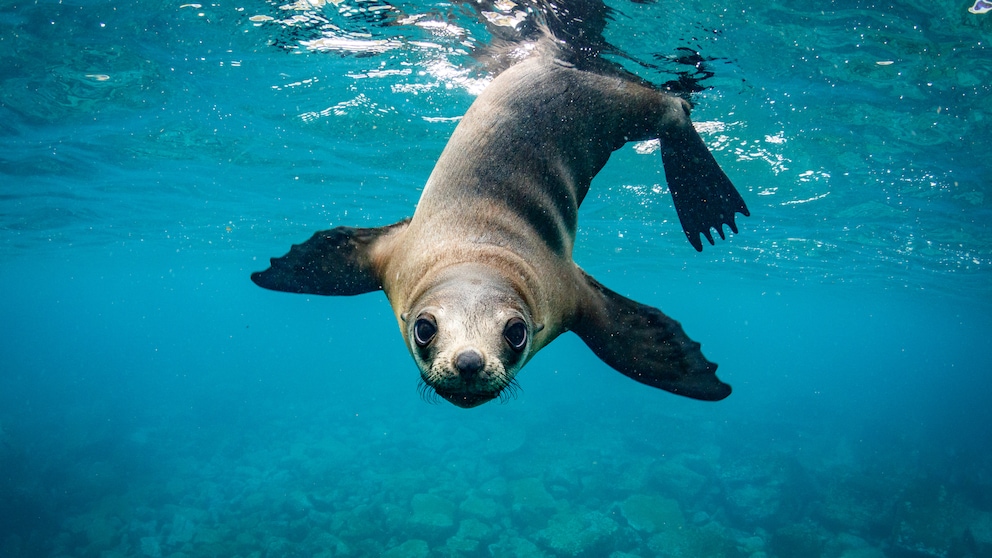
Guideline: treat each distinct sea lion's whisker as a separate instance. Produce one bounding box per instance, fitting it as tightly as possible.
[417,378,442,405]
[497,377,521,404]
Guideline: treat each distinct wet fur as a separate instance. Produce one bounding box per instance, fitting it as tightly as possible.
[252,0,748,407]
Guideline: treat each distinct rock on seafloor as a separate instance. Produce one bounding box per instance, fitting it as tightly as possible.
[381,538,429,558]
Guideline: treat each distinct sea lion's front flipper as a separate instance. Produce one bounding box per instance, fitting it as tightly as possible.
[658,101,749,251]
[251,219,409,296]
[572,271,731,401]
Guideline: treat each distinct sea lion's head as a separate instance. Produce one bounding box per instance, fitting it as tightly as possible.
[401,264,541,408]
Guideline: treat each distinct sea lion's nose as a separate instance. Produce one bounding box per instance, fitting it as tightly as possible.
[454,349,484,378]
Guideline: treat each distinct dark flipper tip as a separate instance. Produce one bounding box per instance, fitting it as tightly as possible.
[679,196,749,252]
[573,272,733,402]
[250,220,408,296]
[660,122,750,252]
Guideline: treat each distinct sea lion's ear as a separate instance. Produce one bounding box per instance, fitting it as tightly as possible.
[571,271,731,401]
[251,219,409,296]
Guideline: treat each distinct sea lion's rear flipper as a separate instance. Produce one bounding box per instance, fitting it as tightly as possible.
[572,271,731,401]
[251,219,409,296]
[658,102,750,252]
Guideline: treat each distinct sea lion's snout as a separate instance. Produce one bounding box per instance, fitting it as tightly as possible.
[454,349,485,378]
[430,348,499,408]
[418,346,517,409]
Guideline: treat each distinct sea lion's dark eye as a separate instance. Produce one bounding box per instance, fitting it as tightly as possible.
[503,318,527,352]
[414,315,437,347]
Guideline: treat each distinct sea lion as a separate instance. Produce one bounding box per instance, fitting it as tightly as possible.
[252,13,748,408]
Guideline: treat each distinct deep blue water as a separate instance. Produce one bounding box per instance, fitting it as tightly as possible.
[2,1,991,557]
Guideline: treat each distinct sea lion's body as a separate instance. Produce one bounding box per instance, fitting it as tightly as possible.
[252,33,748,407]
[385,52,661,348]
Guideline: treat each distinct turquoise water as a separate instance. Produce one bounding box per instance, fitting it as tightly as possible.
[2,0,991,556]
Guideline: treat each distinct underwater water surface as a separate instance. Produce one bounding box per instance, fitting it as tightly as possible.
[2,0,991,557]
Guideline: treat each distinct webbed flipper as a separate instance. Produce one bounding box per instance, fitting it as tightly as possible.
[659,115,749,251]
[251,219,408,296]
[572,271,731,401]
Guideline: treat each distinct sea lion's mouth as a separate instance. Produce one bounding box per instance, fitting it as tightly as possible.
[434,388,498,408]
[418,371,520,408]
[417,379,502,408]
